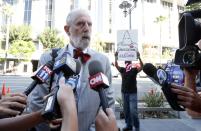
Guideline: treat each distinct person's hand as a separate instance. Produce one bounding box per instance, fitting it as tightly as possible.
[56,77,78,131]
[171,83,201,113]
[95,108,118,131]
[49,118,62,129]
[51,77,75,128]
[184,68,198,78]
[57,77,75,108]
[0,93,27,118]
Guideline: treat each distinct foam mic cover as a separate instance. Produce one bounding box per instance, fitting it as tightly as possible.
[88,61,109,114]
[143,63,160,85]
[143,63,157,77]
[88,60,103,75]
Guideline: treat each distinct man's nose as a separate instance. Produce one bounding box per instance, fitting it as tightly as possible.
[83,23,90,32]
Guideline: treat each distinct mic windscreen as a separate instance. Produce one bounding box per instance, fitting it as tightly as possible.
[88,61,104,76]
[143,63,157,77]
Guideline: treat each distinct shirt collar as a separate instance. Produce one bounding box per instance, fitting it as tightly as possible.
[67,43,88,56]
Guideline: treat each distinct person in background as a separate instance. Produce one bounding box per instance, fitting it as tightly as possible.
[114,51,143,131]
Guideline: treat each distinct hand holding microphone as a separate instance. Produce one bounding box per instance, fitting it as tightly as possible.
[143,63,185,111]
[88,60,109,114]
[56,77,78,131]
[171,83,201,113]
[95,108,118,131]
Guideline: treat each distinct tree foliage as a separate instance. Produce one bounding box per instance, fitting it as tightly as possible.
[9,40,35,60]
[7,25,35,60]
[0,1,13,16]
[185,2,201,11]
[154,15,166,24]
[38,28,64,49]
[91,33,106,52]
[8,25,32,43]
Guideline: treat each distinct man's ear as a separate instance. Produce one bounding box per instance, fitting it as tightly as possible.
[64,25,70,36]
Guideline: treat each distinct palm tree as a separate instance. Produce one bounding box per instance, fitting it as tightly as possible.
[154,15,166,64]
[185,2,201,11]
[1,1,13,74]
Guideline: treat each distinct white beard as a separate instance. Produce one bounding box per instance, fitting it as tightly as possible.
[70,36,89,50]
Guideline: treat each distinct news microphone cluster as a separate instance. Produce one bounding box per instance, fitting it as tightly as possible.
[143,63,185,111]
[88,60,109,114]
[42,53,81,120]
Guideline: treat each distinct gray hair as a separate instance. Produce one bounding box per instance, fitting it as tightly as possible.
[66,8,91,26]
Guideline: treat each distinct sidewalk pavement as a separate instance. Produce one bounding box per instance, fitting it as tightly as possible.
[117,118,201,131]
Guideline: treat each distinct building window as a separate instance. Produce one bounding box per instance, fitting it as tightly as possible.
[1,41,6,50]
[88,0,91,10]
[161,1,173,10]
[33,41,39,50]
[23,64,27,72]
[109,0,112,34]
[24,0,32,25]
[46,0,54,28]
[177,5,184,12]
[70,0,74,10]
[109,28,112,34]
[4,0,14,5]
[104,42,114,53]
[144,0,156,3]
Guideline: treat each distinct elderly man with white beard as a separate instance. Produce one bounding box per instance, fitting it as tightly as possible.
[26,8,115,131]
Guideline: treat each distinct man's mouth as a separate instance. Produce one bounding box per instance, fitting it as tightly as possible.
[82,36,90,40]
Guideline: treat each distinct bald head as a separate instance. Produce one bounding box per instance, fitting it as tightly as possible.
[66,9,91,26]
[64,8,92,50]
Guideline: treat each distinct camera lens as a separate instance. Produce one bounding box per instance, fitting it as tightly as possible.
[183,51,195,64]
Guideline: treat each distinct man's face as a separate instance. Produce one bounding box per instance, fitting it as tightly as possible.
[67,14,92,50]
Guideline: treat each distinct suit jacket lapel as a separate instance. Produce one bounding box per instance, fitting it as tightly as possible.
[55,46,68,60]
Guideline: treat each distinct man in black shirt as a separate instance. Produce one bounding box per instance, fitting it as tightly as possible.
[114,51,143,131]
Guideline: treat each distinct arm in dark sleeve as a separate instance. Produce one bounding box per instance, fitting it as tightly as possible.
[0,111,45,131]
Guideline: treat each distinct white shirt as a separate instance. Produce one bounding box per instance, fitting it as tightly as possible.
[66,43,89,95]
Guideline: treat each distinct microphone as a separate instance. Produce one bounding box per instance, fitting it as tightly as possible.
[23,61,54,96]
[142,63,168,85]
[143,63,185,111]
[53,52,78,77]
[42,54,81,120]
[88,60,109,114]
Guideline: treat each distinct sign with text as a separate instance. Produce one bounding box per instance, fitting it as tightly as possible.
[117,30,138,61]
